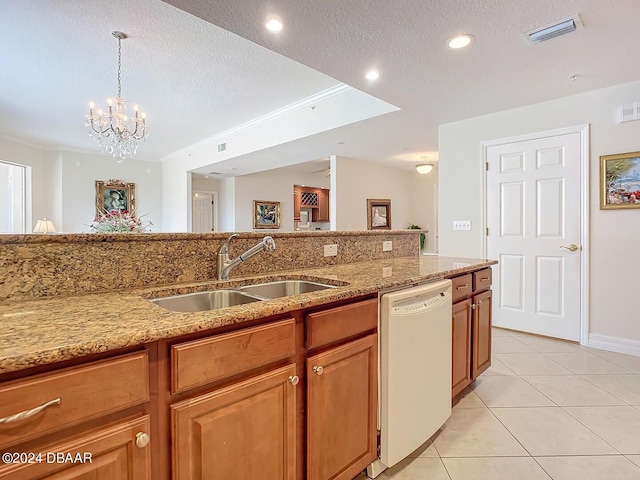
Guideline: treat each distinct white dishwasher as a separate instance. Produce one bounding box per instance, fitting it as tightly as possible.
[368,279,452,477]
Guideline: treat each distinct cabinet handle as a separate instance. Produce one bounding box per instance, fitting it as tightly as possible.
[0,397,61,424]
[313,365,324,376]
[477,300,482,306]
[471,303,476,309]
[480,277,489,281]
[288,375,300,386]
[135,432,150,448]
[456,284,468,290]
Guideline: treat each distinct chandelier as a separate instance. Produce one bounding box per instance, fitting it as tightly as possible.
[86,31,148,163]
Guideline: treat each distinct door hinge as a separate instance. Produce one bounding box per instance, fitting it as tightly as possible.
[486,227,489,236]
[485,161,489,171]
[211,200,214,205]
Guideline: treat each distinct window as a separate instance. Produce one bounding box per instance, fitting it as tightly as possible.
[0,161,28,233]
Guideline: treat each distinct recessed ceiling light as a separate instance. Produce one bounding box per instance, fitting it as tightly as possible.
[447,34,474,49]
[365,70,380,81]
[265,18,283,32]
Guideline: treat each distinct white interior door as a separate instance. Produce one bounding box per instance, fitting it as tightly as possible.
[193,193,213,233]
[486,130,584,341]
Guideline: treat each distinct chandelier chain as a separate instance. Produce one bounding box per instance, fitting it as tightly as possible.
[117,36,122,98]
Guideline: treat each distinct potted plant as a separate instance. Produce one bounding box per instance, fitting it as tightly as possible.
[408,224,426,251]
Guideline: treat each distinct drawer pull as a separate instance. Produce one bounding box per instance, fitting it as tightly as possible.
[313,365,324,376]
[480,277,489,281]
[135,432,150,448]
[0,397,61,424]
[288,375,300,386]
[456,284,468,290]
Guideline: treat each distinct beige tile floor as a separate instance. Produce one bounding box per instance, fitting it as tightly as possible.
[357,327,640,479]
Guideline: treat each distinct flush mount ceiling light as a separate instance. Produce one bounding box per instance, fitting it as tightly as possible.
[523,14,582,45]
[415,156,434,174]
[265,17,283,32]
[447,34,474,49]
[365,70,380,81]
[85,31,148,163]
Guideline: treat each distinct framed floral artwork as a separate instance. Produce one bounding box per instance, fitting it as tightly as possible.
[95,179,136,216]
[367,198,391,230]
[254,200,281,229]
[600,151,640,209]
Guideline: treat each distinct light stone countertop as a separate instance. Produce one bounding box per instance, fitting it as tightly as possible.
[0,255,496,375]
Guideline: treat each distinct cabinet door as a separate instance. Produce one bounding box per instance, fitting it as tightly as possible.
[293,189,301,221]
[472,289,492,379]
[171,364,297,480]
[0,416,151,480]
[452,299,472,398]
[307,334,377,480]
[318,189,329,222]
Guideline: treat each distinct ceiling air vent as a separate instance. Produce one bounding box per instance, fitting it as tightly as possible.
[218,142,226,152]
[522,14,582,45]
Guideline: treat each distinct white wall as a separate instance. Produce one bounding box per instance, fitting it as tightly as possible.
[217,177,236,232]
[0,137,163,233]
[334,157,437,234]
[233,167,330,231]
[0,136,53,231]
[439,79,640,344]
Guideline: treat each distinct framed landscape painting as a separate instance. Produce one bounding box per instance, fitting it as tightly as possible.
[600,151,640,209]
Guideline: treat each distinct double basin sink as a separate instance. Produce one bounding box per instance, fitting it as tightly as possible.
[151,280,337,313]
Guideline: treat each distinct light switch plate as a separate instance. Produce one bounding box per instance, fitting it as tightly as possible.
[453,220,472,231]
[324,244,338,257]
[382,240,392,251]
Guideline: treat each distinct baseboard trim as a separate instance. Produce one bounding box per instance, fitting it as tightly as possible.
[588,333,640,357]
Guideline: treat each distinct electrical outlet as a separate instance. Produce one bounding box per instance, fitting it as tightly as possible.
[383,240,392,251]
[453,220,472,231]
[382,266,392,277]
[323,244,338,257]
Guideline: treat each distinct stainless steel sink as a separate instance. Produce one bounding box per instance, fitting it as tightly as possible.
[150,289,263,312]
[238,280,336,299]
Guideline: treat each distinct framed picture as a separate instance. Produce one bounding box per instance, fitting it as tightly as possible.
[600,151,640,209]
[367,198,391,230]
[253,200,281,229]
[95,179,136,215]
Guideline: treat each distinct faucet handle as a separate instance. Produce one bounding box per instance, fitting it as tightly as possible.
[263,236,276,252]
[219,233,239,254]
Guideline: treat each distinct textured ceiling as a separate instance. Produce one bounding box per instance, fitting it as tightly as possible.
[2,0,640,174]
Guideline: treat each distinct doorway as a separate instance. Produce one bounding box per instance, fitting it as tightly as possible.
[483,125,589,343]
[192,190,217,233]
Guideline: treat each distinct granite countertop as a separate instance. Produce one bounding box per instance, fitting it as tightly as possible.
[0,255,496,375]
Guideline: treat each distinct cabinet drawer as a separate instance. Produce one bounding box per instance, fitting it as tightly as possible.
[0,351,149,449]
[306,298,377,350]
[473,268,492,293]
[451,273,473,303]
[171,318,296,394]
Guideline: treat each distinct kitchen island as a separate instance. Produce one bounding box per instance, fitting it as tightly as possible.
[0,231,495,480]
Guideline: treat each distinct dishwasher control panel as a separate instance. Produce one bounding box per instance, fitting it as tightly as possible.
[391,290,451,315]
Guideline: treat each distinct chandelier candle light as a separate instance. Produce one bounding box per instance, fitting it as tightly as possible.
[86,31,148,162]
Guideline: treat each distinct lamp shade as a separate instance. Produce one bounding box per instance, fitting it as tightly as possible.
[33,218,56,233]
[415,164,434,175]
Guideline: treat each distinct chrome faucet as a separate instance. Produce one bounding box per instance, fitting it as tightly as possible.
[216,234,276,280]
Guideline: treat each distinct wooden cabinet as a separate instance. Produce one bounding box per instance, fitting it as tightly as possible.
[306,335,377,480]
[451,299,472,397]
[449,268,493,398]
[0,351,152,480]
[305,299,377,480]
[293,186,330,223]
[0,416,152,480]
[314,188,330,222]
[171,364,297,480]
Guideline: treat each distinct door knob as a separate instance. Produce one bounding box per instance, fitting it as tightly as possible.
[560,244,578,252]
